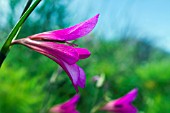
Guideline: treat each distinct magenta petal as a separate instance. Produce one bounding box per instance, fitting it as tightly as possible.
[116,88,138,104]
[61,94,80,108]
[29,14,99,41]
[77,67,86,88]
[61,61,80,92]
[12,38,87,92]
[101,88,138,113]
[112,104,137,113]
[47,55,85,92]
[75,48,91,59]
[28,31,66,41]
[50,94,80,113]
[61,60,86,92]
[12,38,79,64]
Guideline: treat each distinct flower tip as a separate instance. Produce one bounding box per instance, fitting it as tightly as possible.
[92,14,100,24]
[130,88,138,97]
[95,14,100,19]
[76,48,91,59]
[74,94,80,99]
[50,94,80,113]
[122,88,138,103]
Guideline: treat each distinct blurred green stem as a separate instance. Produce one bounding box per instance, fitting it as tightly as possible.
[0,0,41,68]
[90,89,99,113]
[90,74,105,113]
[40,67,62,113]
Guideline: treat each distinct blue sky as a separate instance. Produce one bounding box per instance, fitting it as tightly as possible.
[133,1,170,37]
[1,0,170,51]
[69,0,170,51]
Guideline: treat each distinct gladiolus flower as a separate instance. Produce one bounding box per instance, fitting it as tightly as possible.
[12,14,99,92]
[50,94,80,113]
[101,88,138,113]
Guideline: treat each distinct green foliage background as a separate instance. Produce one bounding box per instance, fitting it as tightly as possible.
[0,0,170,113]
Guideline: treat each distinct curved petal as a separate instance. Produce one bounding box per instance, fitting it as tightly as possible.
[28,32,66,41]
[60,60,86,92]
[77,67,86,88]
[50,95,80,113]
[61,61,80,92]
[29,14,99,41]
[62,94,80,108]
[46,55,85,92]
[113,104,137,113]
[12,38,79,65]
[12,38,87,92]
[75,48,91,59]
[102,102,137,113]
[101,88,138,113]
[115,88,138,104]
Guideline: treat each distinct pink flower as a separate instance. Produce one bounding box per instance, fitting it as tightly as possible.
[101,88,138,113]
[12,14,99,92]
[50,94,80,113]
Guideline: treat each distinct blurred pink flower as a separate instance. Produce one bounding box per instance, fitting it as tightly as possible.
[12,14,99,92]
[92,75,100,82]
[50,94,80,113]
[101,88,138,113]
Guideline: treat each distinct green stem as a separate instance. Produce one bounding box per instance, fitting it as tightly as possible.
[0,0,41,67]
[90,89,99,113]
[21,0,33,17]
[0,52,6,67]
[40,83,53,113]
[13,0,34,41]
[40,67,62,113]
